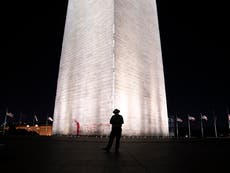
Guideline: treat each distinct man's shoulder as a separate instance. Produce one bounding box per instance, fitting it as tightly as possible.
[111,114,123,120]
[113,114,123,118]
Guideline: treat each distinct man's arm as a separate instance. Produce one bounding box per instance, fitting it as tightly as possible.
[110,116,114,124]
[121,117,124,124]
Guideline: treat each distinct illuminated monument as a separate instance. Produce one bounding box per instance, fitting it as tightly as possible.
[53,0,169,136]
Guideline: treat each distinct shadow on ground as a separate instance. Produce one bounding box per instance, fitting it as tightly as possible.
[0,136,229,173]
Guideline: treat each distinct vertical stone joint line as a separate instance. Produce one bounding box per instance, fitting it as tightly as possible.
[112,0,116,110]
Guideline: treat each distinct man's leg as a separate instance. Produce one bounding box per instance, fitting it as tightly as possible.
[115,129,122,153]
[104,130,115,151]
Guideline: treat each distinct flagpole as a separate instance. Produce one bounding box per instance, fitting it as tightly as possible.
[3,108,8,135]
[33,115,35,127]
[46,114,48,135]
[175,115,179,138]
[213,113,218,138]
[200,113,204,138]
[188,115,191,138]
[19,112,22,125]
[227,107,230,131]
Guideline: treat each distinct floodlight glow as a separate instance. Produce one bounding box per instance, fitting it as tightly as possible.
[53,0,169,136]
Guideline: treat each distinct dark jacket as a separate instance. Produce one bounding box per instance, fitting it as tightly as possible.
[110,114,124,128]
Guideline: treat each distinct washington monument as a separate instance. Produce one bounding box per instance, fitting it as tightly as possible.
[52,0,169,136]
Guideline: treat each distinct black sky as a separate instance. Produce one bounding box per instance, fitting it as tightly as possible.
[1,1,229,123]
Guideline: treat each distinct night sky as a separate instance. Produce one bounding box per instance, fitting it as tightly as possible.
[1,1,229,126]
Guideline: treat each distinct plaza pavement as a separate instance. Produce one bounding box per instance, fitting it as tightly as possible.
[0,136,229,173]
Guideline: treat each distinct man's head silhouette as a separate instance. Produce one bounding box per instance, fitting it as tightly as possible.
[113,109,120,114]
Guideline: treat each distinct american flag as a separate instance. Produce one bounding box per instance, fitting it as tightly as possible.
[201,115,208,121]
[48,117,53,122]
[34,115,38,121]
[176,117,183,122]
[188,116,195,121]
[6,112,14,118]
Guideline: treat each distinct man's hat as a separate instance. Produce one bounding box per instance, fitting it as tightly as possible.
[113,109,120,114]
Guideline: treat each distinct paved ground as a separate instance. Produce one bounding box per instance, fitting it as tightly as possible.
[0,136,230,173]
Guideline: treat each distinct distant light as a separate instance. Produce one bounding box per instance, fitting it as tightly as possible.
[26,125,30,128]
[35,124,38,127]
[185,135,188,138]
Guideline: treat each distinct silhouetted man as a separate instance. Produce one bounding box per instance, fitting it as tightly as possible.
[103,109,124,153]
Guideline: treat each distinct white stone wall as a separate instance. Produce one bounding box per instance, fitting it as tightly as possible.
[114,0,168,135]
[53,0,169,136]
[53,0,114,135]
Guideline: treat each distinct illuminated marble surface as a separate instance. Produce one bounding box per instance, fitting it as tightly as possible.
[53,0,168,136]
